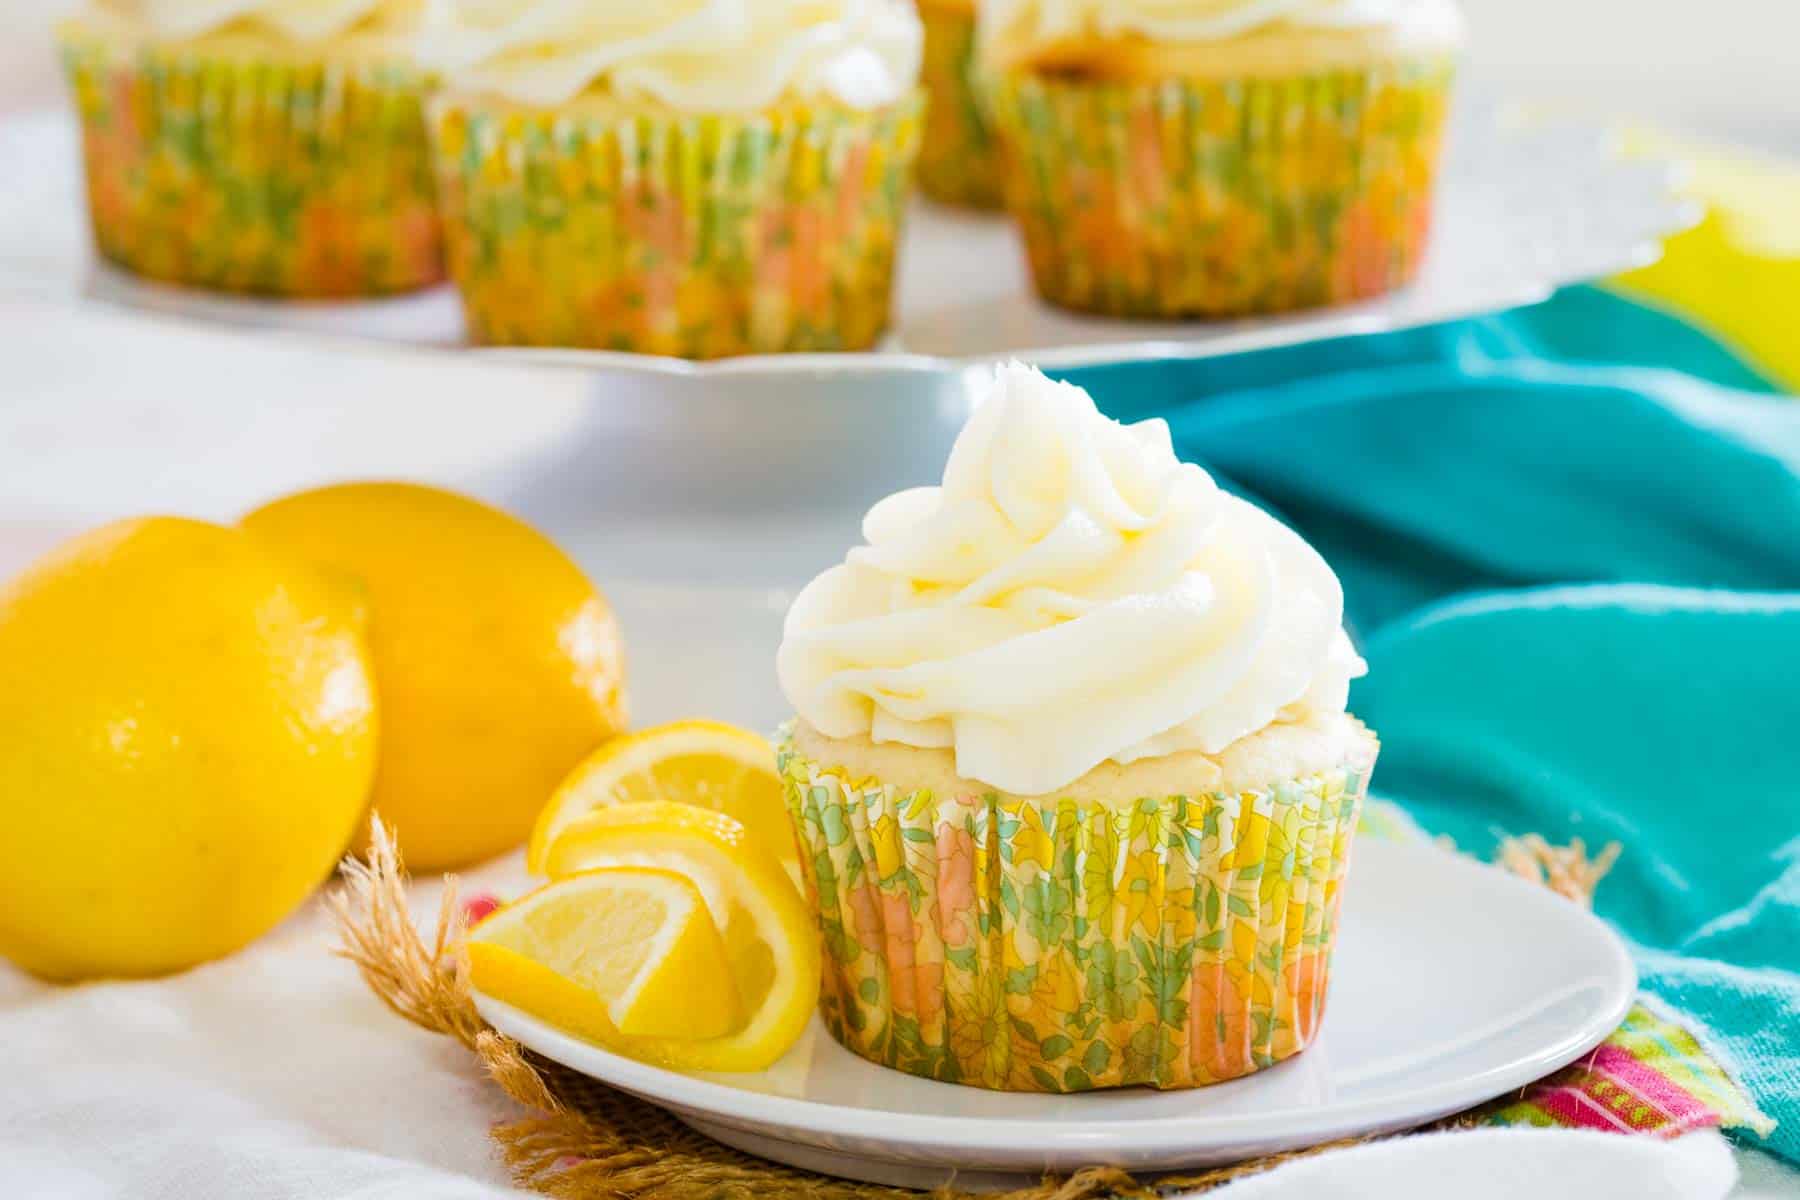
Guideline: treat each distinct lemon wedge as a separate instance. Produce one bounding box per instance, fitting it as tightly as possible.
[541,801,820,1073]
[527,721,794,877]
[467,868,742,1044]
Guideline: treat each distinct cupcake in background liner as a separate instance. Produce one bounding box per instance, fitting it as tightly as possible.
[979,0,1464,318]
[57,0,441,297]
[419,2,925,359]
[915,0,1002,208]
[776,363,1377,1092]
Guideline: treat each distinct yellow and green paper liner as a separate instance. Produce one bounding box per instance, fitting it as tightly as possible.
[57,22,442,298]
[430,94,923,358]
[779,727,1373,1092]
[916,0,1003,209]
[988,59,1456,317]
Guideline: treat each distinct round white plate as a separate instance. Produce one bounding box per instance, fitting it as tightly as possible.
[475,837,1637,1190]
[0,100,1690,377]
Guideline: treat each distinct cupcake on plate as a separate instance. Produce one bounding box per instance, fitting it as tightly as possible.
[776,364,1376,1092]
[980,0,1464,317]
[57,0,441,297]
[420,2,925,358]
[915,0,1002,208]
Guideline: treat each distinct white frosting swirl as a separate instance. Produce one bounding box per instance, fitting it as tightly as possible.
[419,0,922,111]
[982,0,1460,48]
[101,0,417,40]
[778,364,1367,797]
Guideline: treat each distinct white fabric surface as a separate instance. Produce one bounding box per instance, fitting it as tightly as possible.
[0,862,1773,1200]
[1193,1127,1737,1200]
[0,869,536,1200]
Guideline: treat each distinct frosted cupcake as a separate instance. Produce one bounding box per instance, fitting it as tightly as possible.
[777,364,1376,1091]
[980,0,1464,317]
[420,2,925,358]
[57,0,440,297]
[915,0,1002,208]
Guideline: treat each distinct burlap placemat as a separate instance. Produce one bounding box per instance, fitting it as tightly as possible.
[326,819,1615,1200]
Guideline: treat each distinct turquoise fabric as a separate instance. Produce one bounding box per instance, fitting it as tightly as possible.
[1056,287,1800,1160]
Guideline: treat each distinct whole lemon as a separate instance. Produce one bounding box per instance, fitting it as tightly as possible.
[0,517,378,981]
[242,483,629,871]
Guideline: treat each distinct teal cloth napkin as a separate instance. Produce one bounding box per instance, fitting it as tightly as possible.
[1057,287,1800,1160]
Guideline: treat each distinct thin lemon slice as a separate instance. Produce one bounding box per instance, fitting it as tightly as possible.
[528,720,793,877]
[467,868,742,1044]
[543,801,820,1073]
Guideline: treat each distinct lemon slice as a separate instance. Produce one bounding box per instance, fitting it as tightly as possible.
[542,801,820,1073]
[467,868,742,1044]
[528,720,794,877]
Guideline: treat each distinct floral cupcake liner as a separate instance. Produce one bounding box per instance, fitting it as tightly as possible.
[779,726,1373,1092]
[988,59,1456,317]
[916,0,1003,209]
[57,23,442,298]
[430,94,924,359]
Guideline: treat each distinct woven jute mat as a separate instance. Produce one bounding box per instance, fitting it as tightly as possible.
[326,819,1617,1200]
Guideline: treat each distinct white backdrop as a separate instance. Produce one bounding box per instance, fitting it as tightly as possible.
[1457,0,1800,152]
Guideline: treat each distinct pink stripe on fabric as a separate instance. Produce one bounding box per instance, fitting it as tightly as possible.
[1532,1082,1648,1133]
[1587,1044,1713,1126]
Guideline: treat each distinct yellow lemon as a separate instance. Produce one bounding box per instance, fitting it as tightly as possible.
[539,801,820,1072]
[0,517,378,981]
[468,868,743,1044]
[242,483,629,871]
[1612,131,1800,391]
[528,720,792,877]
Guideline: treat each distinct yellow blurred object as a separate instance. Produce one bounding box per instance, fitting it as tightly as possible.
[0,517,378,981]
[540,801,820,1072]
[242,483,629,871]
[1612,132,1800,392]
[467,868,743,1043]
[529,720,792,877]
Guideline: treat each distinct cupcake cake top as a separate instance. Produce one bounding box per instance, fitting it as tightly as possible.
[92,0,421,41]
[778,364,1366,797]
[419,0,923,111]
[981,0,1463,71]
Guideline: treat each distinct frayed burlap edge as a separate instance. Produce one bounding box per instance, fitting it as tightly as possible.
[325,816,1617,1200]
[1495,835,1622,906]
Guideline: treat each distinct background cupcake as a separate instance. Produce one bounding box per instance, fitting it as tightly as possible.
[981,0,1464,317]
[776,364,1376,1091]
[58,0,440,297]
[421,2,925,359]
[915,0,1002,208]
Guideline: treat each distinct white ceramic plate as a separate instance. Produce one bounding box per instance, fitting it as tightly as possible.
[475,837,1637,1190]
[0,100,1690,377]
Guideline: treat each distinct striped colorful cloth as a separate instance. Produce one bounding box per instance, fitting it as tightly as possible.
[1481,1004,1775,1140]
